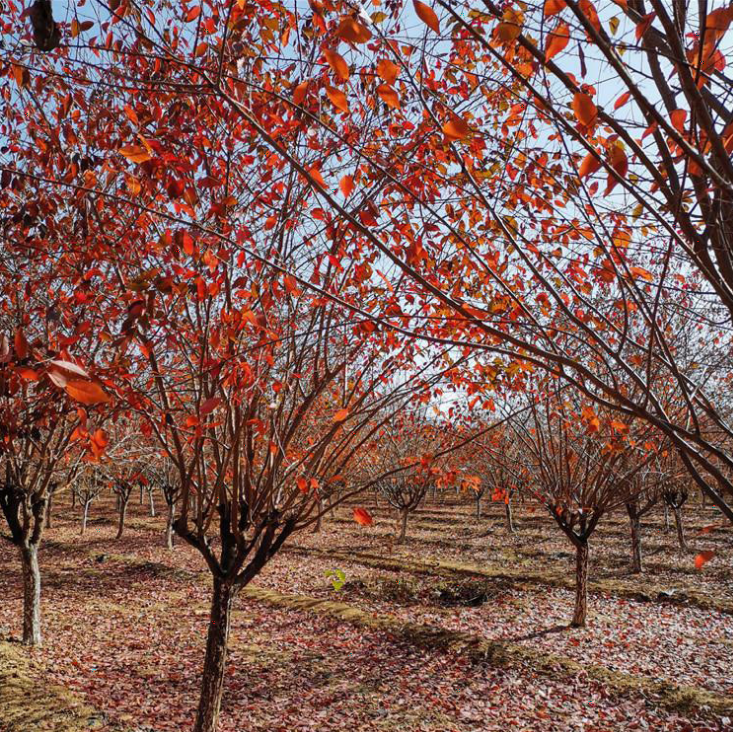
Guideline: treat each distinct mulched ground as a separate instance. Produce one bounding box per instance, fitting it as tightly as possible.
[0,492,731,731]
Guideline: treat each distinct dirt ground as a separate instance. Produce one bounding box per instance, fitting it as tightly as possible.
[1,490,731,731]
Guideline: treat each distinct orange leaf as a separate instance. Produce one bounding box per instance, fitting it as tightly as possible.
[293,81,308,105]
[333,408,349,422]
[325,85,349,113]
[572,92,597,127]
[296,476,309,494]
[119,145,151,164]
[377,59,400,84]
[65,380,111,405]
[670,108,687,133]
[614,91,631,110]
[579,151,601,178]
[324,49,349,81]
[442,115,470,140]
[545,21,569,61]
[309,166,327,189]
[47,359,91,388]
[635,12,656,40]
[353,507,373,526]
[336,15,372,43]
[17,368,40,381]
[185,6,201,21]
[340,175,355,197]
[630,266,652,282]
[605,144,628,195]
[414,0,440,32]
[544,0,565,16]
[377,83,400,109]
[694,550,715,569]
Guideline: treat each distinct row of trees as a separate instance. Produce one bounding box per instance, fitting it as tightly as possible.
[2,0,732,729]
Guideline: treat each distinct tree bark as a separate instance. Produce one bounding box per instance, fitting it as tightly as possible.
[166,502,175,550]
[397,508,408,543]
[81,500,90,536]
[45,493,53,529]
[630,514,642,573]
[505,499,515,533]
[20,544,42,646]
[193,578,235,732]
[663,503,670,532]
[475,495,481,519]
[116,496,129,539]
[673,506,687,552]
[148,489,155,517]
[572,541,589,627]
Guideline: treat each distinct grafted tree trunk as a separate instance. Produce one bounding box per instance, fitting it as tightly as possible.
[572,541,589,627]
[193,578,235,732]
[396,507,408,544]
[673,507,687,552]
[20,544,42,646]
[626,503,643,574]
[505,499,515,533]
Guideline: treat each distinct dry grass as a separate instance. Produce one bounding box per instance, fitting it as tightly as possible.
[0,641,106,732]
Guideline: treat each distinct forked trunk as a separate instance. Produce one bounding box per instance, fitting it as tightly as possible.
[397,508,408,544]
[572,541,589,627]
[20,544,42,646]
[193,578,235,732]
[505,499,515,533]
[673,507,687,552]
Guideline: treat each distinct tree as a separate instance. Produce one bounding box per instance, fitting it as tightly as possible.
[509,389,652,626]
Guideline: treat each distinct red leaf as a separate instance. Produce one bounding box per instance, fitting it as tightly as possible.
[200,397,221,415]
[333,408,349,422]
[414,0,440,32]
[353,507,373,526]
[340,175,355,197]
[545,22,569,61]
[614,91,631,110]
[694,550,715,569]
[14,328,28,359]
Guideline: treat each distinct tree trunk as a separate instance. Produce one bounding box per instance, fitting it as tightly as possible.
[148,489,155,517]
[475,495,481,519]
[71,490,76,509]
[166,502,175,550]
[20,544,42,646]
[673,507,687,552]
[572,541,589,628]
[193,578,235,732]
[397,508,408,544]
[81,501,90,536]
[629,511,642,573]
[139,484,144,505]
[45,493,53,529]
[663,503,670,532]
[116,496,128,539]
[505,499,515,533]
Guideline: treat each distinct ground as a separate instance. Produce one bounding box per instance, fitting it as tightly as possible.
[1,491,731,731]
